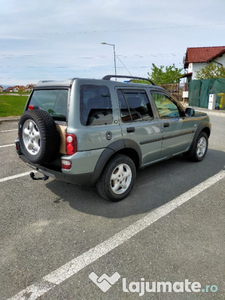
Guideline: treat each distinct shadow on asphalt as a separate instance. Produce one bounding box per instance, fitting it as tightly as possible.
[46,148,225,218]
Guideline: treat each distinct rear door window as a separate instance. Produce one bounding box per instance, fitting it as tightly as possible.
[29,89,68,121]
[117,89,153,122]
[80,85,113,126]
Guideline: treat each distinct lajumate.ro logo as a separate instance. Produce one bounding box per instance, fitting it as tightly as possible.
[89,272,218,296]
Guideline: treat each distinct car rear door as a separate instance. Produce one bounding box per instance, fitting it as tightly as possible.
[117,88,163,165]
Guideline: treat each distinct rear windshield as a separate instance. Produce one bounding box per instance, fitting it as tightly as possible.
[29,89,68,121]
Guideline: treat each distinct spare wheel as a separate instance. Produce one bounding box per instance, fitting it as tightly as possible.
[19,109,60,163]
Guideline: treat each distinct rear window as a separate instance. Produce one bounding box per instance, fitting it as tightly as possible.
[29,89,68,121]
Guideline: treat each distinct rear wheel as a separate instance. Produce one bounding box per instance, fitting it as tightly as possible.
[96,154,136,201]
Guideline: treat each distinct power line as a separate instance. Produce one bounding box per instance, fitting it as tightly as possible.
[0,52,182,60]
[1,22,224,38]
[36,22,225,35]
[116,56,132,76]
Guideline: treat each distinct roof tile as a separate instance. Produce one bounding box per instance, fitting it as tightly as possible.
[184,46,225,67]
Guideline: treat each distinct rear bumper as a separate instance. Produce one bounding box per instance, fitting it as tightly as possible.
[19,154,94,186]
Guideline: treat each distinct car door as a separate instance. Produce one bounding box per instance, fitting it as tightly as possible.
[117,88,163,165]
[150,91,195,158]
[78,84,124,151]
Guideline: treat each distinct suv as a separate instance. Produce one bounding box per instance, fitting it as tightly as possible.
[15,75,211,201]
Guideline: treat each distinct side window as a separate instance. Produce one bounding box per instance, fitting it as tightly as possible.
[117,90,132,122]
[118,89,153,122]
[80,85,113,126]
[151,93,180,118]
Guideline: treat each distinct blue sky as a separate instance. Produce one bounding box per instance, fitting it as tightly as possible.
[1,0,225,86]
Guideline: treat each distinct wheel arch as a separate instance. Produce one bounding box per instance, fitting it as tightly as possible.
[184,122,210,160]
[91,139,141,185]
[201,126,210,138]
[191,122,211,148]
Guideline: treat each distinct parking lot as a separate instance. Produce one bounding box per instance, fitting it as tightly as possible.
[1,111,225,300]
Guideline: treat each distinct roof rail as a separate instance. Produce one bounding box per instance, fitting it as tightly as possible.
[102,75,156,85]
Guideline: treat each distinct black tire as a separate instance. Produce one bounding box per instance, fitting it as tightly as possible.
[96,154,136,201]
[187,132,208,162]
[19,109,60,164]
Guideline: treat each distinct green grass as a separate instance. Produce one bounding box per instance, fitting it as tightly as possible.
[0,94,29,117]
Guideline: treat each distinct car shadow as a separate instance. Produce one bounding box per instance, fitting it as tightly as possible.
[45,148,225,218]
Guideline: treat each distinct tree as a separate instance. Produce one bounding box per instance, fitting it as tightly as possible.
[195,63,225,80]
[148,63,183,85]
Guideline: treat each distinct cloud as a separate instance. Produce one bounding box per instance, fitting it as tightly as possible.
[1,0,225,85]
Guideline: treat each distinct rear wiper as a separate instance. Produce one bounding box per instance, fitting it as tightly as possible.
[52,114,66,121]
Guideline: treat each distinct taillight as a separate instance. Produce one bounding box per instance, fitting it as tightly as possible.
[62,159,72,170]
[66,133,77,155]
[28,105,34,110]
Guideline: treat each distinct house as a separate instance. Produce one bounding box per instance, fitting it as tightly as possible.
[4,87,18,93]
[25,84,36,92]
[0,86,3,92]
[183,46,225,80]
[15,85,25,91]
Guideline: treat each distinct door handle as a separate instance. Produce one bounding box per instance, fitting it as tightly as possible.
[126,127,135,133]
[164,123,170,128]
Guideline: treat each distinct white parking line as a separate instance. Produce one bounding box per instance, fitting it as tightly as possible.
[195,109,225,117]
[0,171,33,183]
[1,129,18,133]
[0,144,15,148]
[7,169,225,300]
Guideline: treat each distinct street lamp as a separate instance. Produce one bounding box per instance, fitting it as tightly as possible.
[101,42,117,78]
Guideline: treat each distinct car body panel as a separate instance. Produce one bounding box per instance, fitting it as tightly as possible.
[120,120,163,164]
[160,117,195,158]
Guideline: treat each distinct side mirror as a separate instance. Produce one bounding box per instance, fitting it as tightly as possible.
[185,107,195,117]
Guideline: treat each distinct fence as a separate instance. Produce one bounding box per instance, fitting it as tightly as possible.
[188,79,225,108]
[160,83,182,101]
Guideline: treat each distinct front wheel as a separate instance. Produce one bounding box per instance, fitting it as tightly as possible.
[96,155,136,201]
[188,132,208,162]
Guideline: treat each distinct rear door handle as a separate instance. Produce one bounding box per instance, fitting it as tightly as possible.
[164,123,170,128]
[126,127,135,133]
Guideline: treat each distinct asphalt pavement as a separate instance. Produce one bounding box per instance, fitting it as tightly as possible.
[0,110,225,300]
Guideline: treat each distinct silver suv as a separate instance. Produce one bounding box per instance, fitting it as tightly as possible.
[15,75,211,201]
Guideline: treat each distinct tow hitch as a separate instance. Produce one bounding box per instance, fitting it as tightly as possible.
[30,172,49,181]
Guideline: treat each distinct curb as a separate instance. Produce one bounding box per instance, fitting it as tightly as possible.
[183,103,225,116]
[0,116,21,123]
[192,107,225,117]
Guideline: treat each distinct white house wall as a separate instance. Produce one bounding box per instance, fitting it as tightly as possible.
[192,63,208,79]
[214,53,225,66]
[189,53,225,80]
